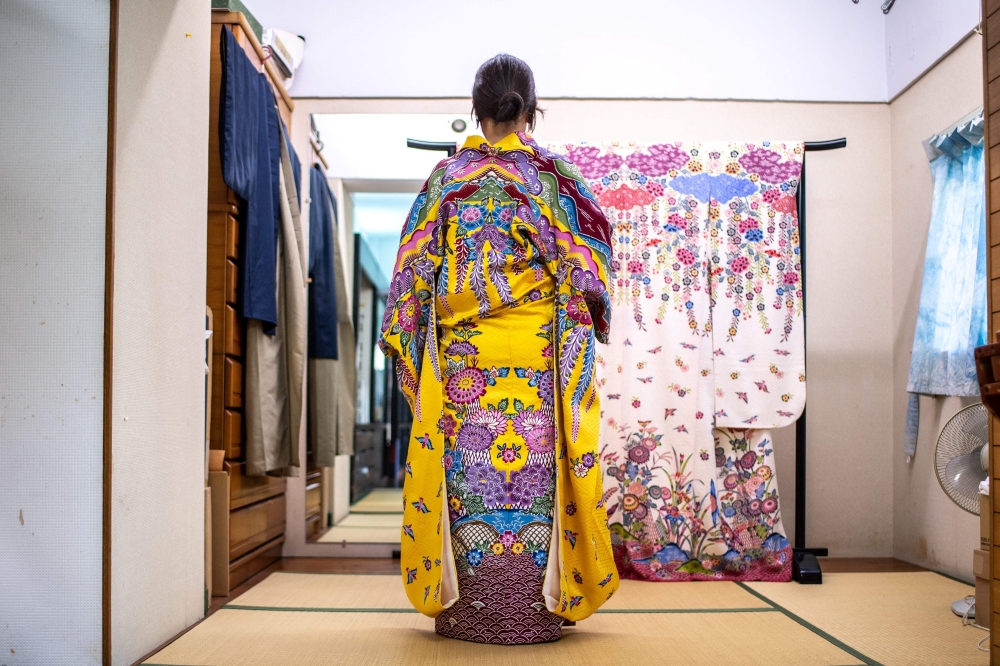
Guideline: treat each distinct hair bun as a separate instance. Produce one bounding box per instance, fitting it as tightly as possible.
[495,91,524,123]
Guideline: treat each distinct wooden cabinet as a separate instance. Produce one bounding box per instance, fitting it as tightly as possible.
[207,11,293,594]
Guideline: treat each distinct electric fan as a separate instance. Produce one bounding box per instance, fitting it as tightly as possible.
[935,403,989,618]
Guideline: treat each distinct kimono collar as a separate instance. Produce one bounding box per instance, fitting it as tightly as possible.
[460,132,535,156]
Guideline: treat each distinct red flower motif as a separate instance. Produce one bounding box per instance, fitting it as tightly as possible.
[566,295,592,325]
[398,295,421,332]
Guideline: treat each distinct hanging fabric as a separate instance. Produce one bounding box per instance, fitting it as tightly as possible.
[548,140,803,582]
[905,111,987,461]
[308,166,356,464]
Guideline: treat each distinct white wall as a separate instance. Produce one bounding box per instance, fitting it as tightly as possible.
[253,0,889,102]
[0,1,109,663]
[885,0,979,99]
[110,1,210,663]
[890,35,983,581]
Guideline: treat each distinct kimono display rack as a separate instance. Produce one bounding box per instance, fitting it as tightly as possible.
[405,135,848,584]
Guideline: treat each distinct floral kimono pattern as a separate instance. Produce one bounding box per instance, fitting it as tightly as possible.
[550,141,804,582]
[378,132,619,641]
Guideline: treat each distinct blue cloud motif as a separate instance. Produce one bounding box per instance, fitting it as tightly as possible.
[669,173,758,203]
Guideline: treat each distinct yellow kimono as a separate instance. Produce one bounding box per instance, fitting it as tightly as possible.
[378,133,618,640]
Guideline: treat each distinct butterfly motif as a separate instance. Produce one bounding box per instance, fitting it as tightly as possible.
[679,342,697,350]
[607,394,621,400]
[664,408,676,418]
[423,585,431,604]
[569,595,584,609]
[405,462,413,478]
[406,567,418,584]
[713,348,725,357]
[638,377,653,384]
[674,424,689,433]
[434,558,441,567]
[736,392,748,403]
[754,381,769,393]
[715,409,728,418]
[624,339,632,346]
[433,581,440,602]
[648,345,663,353]
[412,498,430,514]
[564,530,578,549]
[416,434,434,450]
[743,416,759,424]
[402,524,415,541]
[740,355,755,363]
[777,410,795,418]
[774,348,791,356]
[598,573,614,587]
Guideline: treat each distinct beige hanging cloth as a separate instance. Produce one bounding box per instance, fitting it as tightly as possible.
[310,185,356,466]
[245,127,308,477]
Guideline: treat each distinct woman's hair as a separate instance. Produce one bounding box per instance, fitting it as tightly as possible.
[471,54,542,131]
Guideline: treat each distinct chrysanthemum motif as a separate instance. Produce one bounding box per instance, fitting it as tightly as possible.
[445,367,486,404]
[444,341,478,356]
[466,407,508,437]
[513,410,554,453]
[509,463,553,507]
[455,424,493,451]
[627,445,649,464]
[398,295,421,332]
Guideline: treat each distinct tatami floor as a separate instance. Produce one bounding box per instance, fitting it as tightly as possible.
[143,558,988,666]
[317,488,404,545]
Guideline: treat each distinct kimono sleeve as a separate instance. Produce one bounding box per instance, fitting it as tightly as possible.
[551,157,614,344]
[377,166,447,408]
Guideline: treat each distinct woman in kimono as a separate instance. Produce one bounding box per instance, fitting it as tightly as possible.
[378,54,619,644]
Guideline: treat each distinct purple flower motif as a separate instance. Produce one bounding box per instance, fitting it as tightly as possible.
[536,370,554,405]
[624,143,690,176]
[475,224,506,247]
[499,530,517,547]
[456,424,494,451]
[465,462,507,508]
[509,463,554,508]
[460,206,482,224]
[738,149,801,184]
[581,452,595,468]
[566,146,624,179]
[445,341,478,357]
[571,267,607,298]
[388,267,414,303]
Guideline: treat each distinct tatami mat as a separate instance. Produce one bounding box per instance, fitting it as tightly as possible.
[746,572,988,666]
[316,525,400,544]
[226,573,771,612]
[146,571,987,665]
[144,607,859,666]
[336,513,403,528]
[350,488,404,514]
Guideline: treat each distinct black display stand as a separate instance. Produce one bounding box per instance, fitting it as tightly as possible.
[793,139,847,584]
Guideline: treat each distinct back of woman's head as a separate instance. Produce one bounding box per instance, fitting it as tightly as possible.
[472,54,541,130]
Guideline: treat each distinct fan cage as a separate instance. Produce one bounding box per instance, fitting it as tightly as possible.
[934,402,988,515]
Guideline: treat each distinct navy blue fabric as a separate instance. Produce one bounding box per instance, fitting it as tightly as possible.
[308,165,339,359]
[220,26,279,331]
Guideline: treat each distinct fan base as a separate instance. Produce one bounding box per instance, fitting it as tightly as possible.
[951,598,975,619]
[793,550,823,584]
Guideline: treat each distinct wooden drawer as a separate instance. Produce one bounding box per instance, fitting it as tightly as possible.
[226,259,238,305]
[229,535,283,589]
[230,494,286,561]
[223,408,243,459]
[306,481,322,517]
[224,304,243,356]
[227,461,286,510]
[227,215,240,260]
[224,357,243,408]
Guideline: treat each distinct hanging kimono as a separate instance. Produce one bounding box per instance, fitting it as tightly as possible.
[308,166,356,465]
[244,120,307,477]
[550,140,804,582]
[378,132,619,644]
